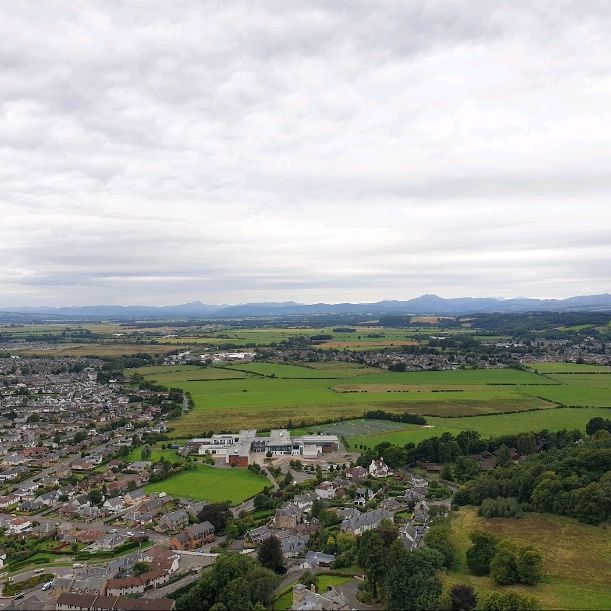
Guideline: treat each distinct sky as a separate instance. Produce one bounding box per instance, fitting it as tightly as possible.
[1,1,611,306]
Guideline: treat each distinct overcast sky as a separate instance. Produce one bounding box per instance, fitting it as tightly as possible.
[1,1,610,306]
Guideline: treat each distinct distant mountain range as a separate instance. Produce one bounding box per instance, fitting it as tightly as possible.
[2,293,611,320]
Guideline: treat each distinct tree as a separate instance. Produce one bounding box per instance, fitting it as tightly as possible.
[245,567,279,607]
[198,502,232,533]
[133,561,152,576]
[282,470,293,488]
[517,548,543,585]
[424,518,456,569]
[357,531,387,598]
[442,463,454,481]
[375,518,398,545]
[127,479,137,492]
[496,445,512,468]
[221,576,252,610]
[141,444,152,461]
[454,456,480,483]
[586,417,611,436]
[310,499,323,518]
[385,548,442,611]
[449,584,477,611]
[88,488,103,506]
[490,541,519,585]
[479,591,540,611]
[466,531,498,576]
[257,536,284,573]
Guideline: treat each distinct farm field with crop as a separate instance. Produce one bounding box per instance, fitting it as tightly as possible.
[145,464,268,504]
[345,407,610,448]
[446,506,611,610]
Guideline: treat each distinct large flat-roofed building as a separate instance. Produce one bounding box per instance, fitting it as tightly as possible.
[187,429,339,464]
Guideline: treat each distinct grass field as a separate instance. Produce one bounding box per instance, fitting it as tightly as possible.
[345,408,610,448]
[17,343,184,357]
[131,365,247,382]
[145,464,268,505]
[131,363,610,436]
[446,506,611,610]
[526,362,611,373]
[126,444,184,464]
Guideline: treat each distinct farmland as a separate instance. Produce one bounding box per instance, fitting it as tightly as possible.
[130,363,611,437]
[16,343,184,357]
[144,464,268,505]
[343,407,610,448]
[447,506,611,610]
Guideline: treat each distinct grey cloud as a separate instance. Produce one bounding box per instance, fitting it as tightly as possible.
[1,1,610,305]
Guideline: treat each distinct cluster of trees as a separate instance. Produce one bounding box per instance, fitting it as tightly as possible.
[479,496,524,519]
[364,410,427,425]
[175,553,279,611]
[586,417,611,436]
[466,531,543,585]
[197,502,232,534]
[455,437,611,524]
[351,517,455,608]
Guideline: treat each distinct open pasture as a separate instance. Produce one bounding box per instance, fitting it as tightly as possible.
[346,407,610,448]
[131,364,247,382]
[145,464,268,505]
[527,361,611,373]
[135,362,611,437]
[17,343,183,357]
[447,506,611,610]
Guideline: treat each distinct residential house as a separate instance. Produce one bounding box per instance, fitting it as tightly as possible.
[274,503,303,529]
[345,465,368,483]
[315,481,336,500]
[369,459,392,478]
[157,509,189,533]
[292,584,350,611]
[56,592,175,610]
[103,497,124,514]
[170,521,215,551]
[340,509,392,536]
[300,551,335,569]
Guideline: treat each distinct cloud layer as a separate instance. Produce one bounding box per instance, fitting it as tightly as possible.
[1,1,610,305]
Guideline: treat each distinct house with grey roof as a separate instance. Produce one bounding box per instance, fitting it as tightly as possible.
[340,508,393,535]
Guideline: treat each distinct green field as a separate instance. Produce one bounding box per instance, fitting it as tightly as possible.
[145,464,269,505]
[346,408,610,448]
[131,363,611,436]
[526,362,611,373]
[126,444,184,464]
[132,365,247,382]
[447,507,611,610]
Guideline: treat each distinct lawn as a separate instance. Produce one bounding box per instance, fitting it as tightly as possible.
[346,407,610,448]
[126,443,185,464]
[447,506,611,610]
[145,464,269,505]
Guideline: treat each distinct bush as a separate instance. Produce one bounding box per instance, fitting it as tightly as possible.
[478,591,540,610]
